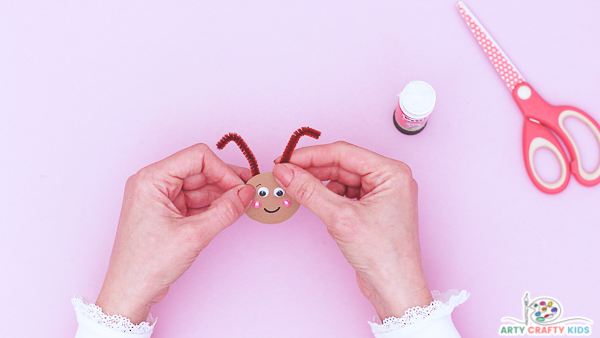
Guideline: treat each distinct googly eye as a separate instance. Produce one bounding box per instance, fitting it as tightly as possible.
[257,187,269,197]
[274,187,285,197]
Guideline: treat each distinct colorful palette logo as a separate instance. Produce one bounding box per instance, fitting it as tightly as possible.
[499,292,593,336]
[528,297,561,324]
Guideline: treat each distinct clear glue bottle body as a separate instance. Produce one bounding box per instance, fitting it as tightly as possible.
[393,81,436,135]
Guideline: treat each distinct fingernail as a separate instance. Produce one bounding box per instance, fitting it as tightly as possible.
[238,185,255,206]
[273,156,282,164]
[273,163,293,187]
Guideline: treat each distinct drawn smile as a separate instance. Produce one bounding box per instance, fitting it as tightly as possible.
[264,207,281,213]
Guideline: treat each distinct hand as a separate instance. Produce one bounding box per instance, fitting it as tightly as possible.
[273,141,432,319]
[96,144,255,323]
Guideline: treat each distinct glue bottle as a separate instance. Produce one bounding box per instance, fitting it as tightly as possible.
[393,81,436,135]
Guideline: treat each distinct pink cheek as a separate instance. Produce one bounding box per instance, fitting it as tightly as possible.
[253,200,261,209]
[282,199,291,207]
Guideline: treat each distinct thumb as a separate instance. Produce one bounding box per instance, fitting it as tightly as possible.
[199,184,255,236]
[273,163,346,223]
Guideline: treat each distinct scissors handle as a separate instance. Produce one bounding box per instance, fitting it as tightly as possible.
[513,83,600,190]
[522,118,570,194]
[557,109,600,186]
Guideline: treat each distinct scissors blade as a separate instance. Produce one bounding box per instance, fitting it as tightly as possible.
[457,2,525,91]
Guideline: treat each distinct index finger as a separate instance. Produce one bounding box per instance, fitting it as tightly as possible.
[183,164,253,191]
[275,141,391,176]
[149,143,244,191]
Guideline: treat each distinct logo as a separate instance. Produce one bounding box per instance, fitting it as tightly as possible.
[499,292,593,336]
[402,114,426,123]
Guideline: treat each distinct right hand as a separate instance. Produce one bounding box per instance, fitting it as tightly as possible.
[273,141,432,319]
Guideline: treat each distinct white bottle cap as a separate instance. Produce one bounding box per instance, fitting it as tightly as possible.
[398,81,436,119]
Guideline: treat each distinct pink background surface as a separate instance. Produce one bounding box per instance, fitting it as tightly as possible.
[1,1,599,337]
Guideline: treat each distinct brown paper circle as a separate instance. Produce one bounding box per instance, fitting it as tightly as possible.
[245,172,300,224]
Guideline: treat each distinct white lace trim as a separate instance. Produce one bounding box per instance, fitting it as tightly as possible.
[72,297,156,334]
[368,289,469,334]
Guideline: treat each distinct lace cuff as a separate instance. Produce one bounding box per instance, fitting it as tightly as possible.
[368,289,469,334]
[72,297,156,335]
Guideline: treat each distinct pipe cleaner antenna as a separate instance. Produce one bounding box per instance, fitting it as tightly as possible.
[217,133,260,176]
[280,127,321,163]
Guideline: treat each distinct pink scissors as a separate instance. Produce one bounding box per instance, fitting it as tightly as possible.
[457,2,600,194]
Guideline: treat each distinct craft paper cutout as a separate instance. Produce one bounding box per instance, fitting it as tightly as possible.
[217,127,321,224]
[245,172,300,224]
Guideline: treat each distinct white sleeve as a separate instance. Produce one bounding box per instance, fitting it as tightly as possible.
[368,290,469,338]
[72,297,156,338]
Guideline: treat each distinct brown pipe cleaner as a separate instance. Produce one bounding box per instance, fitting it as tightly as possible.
[216,133,260,176]
[280,127,321,163]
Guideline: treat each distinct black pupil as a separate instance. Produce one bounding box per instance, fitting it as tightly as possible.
[259,191,266,197]
[276,190,283,196]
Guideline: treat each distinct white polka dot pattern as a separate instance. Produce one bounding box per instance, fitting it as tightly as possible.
[458,2,525,91]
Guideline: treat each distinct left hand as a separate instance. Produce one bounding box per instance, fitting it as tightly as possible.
[96,144,255,323]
